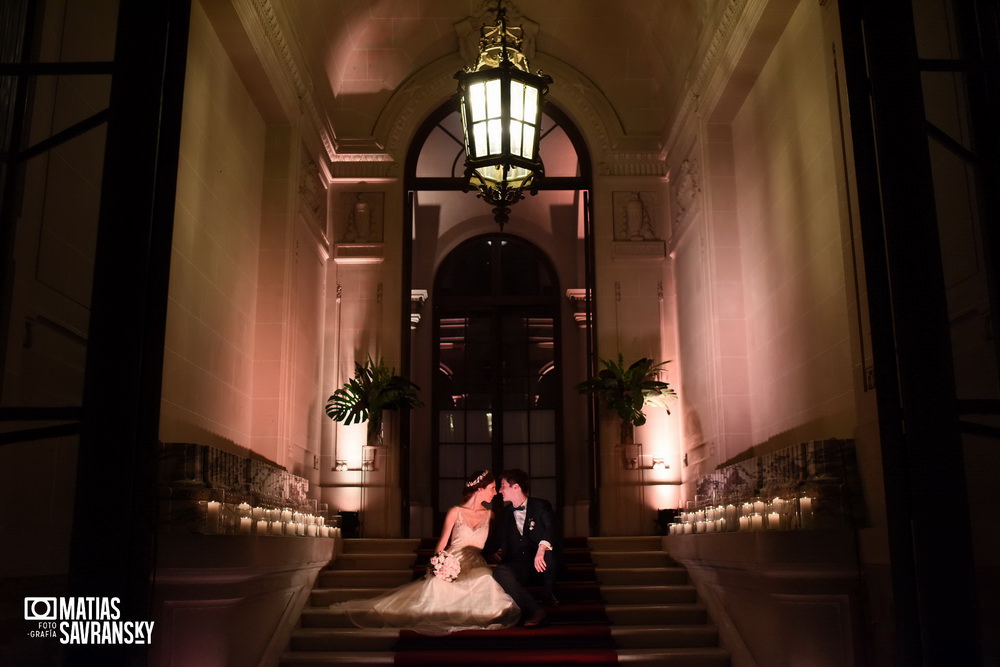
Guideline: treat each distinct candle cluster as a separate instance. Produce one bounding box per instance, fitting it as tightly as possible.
[668,495,816,534]
[200,499,340,538]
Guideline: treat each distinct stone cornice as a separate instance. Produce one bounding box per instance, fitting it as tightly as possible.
[665,0,775,149]
[234,0,351,168]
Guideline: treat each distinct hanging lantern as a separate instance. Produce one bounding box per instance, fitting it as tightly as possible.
[455,1,552,228]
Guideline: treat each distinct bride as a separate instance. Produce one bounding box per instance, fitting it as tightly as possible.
[331,470,519,633]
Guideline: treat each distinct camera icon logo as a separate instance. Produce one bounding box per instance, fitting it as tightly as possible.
[24,598,57,621]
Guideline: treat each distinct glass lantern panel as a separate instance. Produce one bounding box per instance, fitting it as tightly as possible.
[524,86,539,123]
[510,166,531,186]
[485,79,502,119]
[521,125,536,158]
[472,122,488,158]
[510,81,525,121]
[469,82,487,121]
[487,118,502,154]
[510,120,524,157]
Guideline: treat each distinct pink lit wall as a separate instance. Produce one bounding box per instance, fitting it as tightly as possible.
[729,3,857,451]
[673,1,859,482]
[160,3,265,455]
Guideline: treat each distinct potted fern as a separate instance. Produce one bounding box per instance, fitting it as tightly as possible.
[325,356,422,447]
[577,354,676,447]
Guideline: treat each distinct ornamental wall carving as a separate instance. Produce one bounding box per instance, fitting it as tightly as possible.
[672,158,702,227]
[339,192,384,243]
[612,191,659,241]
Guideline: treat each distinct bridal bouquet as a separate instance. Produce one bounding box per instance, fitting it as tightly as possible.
[429,551,460,582]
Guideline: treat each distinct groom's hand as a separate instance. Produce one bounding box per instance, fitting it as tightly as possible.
[534,544,549,573]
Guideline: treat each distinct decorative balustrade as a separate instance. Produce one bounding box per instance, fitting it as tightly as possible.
[669,438,863,534]
[158,442,337,538]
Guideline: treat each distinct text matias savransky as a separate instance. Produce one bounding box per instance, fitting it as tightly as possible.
[24,596,155,645]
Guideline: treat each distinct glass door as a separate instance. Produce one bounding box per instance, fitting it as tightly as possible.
[433,236,560,518]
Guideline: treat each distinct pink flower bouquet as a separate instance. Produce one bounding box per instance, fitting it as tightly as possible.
[429,550,460,582]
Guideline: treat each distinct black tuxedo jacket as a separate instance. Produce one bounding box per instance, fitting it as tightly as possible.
[484,495,556,565]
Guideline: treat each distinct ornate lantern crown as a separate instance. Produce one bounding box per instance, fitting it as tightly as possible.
[455,1,552,228]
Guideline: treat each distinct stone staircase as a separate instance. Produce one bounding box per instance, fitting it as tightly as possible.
[590,536,729,665]
[283,537,419,665]
[279,536,729,666]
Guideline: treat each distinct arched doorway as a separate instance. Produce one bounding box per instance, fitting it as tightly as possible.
[432,235,561,522]
[403,98,595,537]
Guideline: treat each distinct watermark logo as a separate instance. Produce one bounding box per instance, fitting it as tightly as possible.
[24,598,58,621]
[24,597,154,645]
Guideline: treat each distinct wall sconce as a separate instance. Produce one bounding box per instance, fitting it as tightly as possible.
[455,0,552,228]
[621,447,671,470]
[333,449,379,472]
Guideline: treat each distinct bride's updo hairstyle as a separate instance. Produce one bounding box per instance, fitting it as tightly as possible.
[462,470,494,499]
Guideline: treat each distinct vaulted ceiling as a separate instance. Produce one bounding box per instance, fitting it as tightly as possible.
[215,0,725,158]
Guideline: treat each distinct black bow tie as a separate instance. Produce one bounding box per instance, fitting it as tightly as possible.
[513,505,525,512]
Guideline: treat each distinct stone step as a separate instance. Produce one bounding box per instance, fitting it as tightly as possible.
[329,553,416,570]
[588,536,664,551]
[290,628,399,652]
[605,603,709,626]
[299,606,360,628]
[591,550,676,568]
[311,587,392,605]
[617,647,731,666]
[611,625,720,649]
[318,569,414,588]
[280,650,394,666]
[280,647,730,667]
[339,538,421,554]
[596,566,689,585]
[601,584,698,605]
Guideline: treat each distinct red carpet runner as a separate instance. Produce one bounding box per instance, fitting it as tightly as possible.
[392,537,618,665]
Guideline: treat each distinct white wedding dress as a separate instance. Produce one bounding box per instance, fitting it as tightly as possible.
[331,508,519,634]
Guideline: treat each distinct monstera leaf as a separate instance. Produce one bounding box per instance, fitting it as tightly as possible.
[577,354,676,435]
[325,356,422,444]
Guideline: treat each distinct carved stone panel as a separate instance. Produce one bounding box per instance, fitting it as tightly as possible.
[298,152,326,225]
[339,192,384,243]
[612,191,658,241]
[672,158,701,226]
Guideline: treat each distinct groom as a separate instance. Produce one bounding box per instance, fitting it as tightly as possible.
[483,468,558,627]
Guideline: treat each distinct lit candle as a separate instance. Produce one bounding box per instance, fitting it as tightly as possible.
[739,515,750,531]
[256,519,268,535]
[767,511,781,529]
[307,523,317,537]
[753,500,765,514]
[751,513,764,531]
[800,496,814,528]
[317,515,325,526]
[281,508,293,522]
[238,502,251,514]
[239,516,252,534]
[206,501,221,533]
[252,506,264,520]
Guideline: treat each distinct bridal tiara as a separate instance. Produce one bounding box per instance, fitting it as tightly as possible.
[466,470,490,488]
